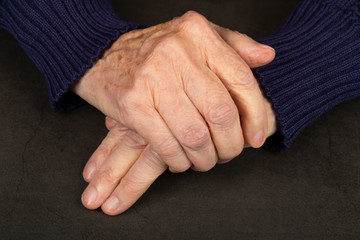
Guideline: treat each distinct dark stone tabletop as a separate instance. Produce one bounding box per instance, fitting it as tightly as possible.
[1,0,359,239]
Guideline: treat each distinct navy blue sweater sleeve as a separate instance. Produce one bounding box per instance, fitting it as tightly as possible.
[0,0,148,112]
[255,0,360,152]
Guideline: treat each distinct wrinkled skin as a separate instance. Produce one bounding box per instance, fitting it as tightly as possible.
[71,11,276,215]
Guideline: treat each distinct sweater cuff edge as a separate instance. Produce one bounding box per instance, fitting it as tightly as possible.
[50,22,149,112]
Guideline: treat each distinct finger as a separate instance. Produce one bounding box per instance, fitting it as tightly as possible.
[101,145,167,215]
[127,105,192,173]
[183,67,244,163]
[204,37,268,148]
[265,97,278,136]
[81,131,147,210]
[105,116,118,131]
[83,125,128,182]
[212,23,275,68]
[155,84,217,172]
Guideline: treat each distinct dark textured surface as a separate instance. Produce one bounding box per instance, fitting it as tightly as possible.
[1,0,359,239]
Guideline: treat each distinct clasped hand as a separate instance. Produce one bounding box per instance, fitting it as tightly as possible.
[71,11,277,215]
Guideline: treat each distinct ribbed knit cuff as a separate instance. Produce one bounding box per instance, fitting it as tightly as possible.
[255,0,360,152]
[0,0,149,112]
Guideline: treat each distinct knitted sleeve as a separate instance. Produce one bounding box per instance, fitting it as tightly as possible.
[255,0,360,152]
[0,0,148,112]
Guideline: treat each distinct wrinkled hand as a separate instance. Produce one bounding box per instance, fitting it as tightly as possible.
[82,96,276,216]
[72,11,275,215]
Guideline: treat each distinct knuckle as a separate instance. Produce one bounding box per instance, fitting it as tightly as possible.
[218,147,243,164]
[98,168,121,185]
[94,145,110,161]
[195,164,214,173]
[236,31,248,39]
[207,101,238,127]
[123,131,147,149]
[234,66,256,89]
[180,124,210,150]
[105,117,116,130]
[182,10,206,24]
[169,162,191,173]
[121,177,141,196]
[113,91,141,117]
[179,11,209,33]
[148,144,188,173]
[218,138,244,164]
[217,157,233,165]
[112,124,128,133]
[149,34,182,56]
[154,137,181,159]
[193,158,217,172]
[143,148,165,171]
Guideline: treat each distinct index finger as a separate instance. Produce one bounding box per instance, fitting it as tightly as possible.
[211,23,275,68]
[101,145,167,215]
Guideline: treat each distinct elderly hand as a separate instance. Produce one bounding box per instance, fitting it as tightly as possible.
[72,11,275,214]
[82,95,276,216]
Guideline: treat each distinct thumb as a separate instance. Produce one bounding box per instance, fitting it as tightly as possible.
[212,24,275,68]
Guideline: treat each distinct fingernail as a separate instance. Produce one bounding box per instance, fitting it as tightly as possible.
[104,196,120,212]
[253,130,265,146]
[83,187,97,206]
[85,163,96,181]
[260,44,275,52]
